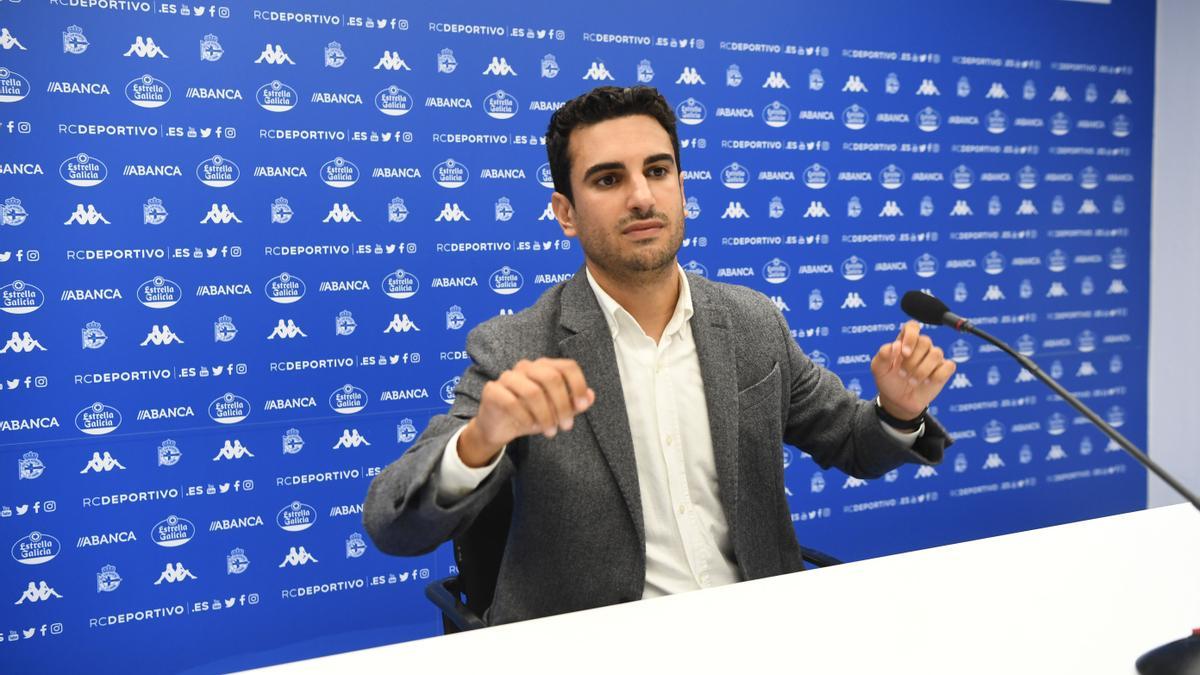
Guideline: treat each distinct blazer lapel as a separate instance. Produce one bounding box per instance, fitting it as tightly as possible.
[557,269,645,550]
[687,277,740,538]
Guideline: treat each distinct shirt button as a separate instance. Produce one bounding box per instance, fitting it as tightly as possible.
[665,434,673,446]
[677,504,686,515]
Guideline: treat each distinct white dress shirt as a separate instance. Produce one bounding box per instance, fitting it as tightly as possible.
[434,265,920,598]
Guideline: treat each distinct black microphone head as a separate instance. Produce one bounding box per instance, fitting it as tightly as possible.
[901,290,950,325]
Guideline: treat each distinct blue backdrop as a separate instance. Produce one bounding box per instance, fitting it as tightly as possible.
[0,0,1152,672]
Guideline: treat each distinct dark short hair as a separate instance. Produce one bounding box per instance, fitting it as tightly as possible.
[545,86,681,203]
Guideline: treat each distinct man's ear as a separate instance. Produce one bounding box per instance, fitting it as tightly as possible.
[551,192,577,238]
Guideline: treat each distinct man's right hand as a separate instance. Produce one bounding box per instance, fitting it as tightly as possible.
[457,358,595,468]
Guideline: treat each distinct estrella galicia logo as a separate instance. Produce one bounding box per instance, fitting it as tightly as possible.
[1050,111,1070,136]
[60,152,108,187]
[489,266,524,295]
[256,80,298,112]
[125,74,171,108]
[878,163,904,190]
[383,269,419,299]
[329,384,368,414]
[986,109,1007,134]
[534,162,554,188]
[840,256,867,281]
[802,163,829,189]
[1017,165,1038,190]
[983,420,1005,444]
[277,501,316,532]
[196,155,240,188]
[951,164,974,190]
[807,350,830,368]
[916,106,940,132]
[375,85,413,116]
[484,90,518,119]
[137,275,182,309]
[842,104,867,130]
[208,392,250,425]
[265,272,306,304]
[0,280,45,315]
[11,532,60,565]
[983,250,1006,275]
[914,253,939,278]
[75,402,122,435]
[150,515,195,548]
[762,258,791,285]
[440,376,460,405]
[721,162,750,189]
[761,100,791,128]
[675,97,706,125]
[0,67,31,103]
[682,260,708,278]
[321,157,360,188]
[1111,114,1130,138]
[1079,166,1100,190]
[1047,249,1068,272]
[433,159,469,188]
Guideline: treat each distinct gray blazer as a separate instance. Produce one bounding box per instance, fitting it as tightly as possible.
[363,267,950,625]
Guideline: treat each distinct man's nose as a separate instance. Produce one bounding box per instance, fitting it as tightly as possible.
[626,174,656,213]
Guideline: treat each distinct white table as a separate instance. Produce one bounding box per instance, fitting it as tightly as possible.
[251,504,1200,674]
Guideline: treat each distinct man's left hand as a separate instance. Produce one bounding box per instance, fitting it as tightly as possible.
[870,320,956,422]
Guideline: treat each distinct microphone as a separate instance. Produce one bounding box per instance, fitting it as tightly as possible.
[899,291,970,330]
[900,290,1200,675]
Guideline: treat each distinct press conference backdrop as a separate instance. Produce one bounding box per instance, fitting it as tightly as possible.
[0,0,1152,671]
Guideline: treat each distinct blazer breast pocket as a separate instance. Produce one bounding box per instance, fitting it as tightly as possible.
[737,361,780,413]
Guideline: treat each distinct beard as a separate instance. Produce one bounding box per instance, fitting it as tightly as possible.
[577,204,685,284]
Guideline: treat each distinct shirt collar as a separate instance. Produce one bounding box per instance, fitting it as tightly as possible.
[584,264,694,340]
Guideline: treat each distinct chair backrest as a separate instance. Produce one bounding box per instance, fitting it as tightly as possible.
[453,483,513,619]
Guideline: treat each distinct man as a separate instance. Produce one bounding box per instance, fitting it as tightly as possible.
[363,86,955,625]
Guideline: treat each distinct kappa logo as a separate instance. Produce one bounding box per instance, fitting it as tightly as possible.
[982,285,1006,301]
[323,203,360,223]
[1049,85,1071,102]
[843,476,868,489]
[200,34,223,62]
[841,75,867,93]
[200,203,241,224]
[64,204,110,225]
[1046,445,1068,461]
[279,546,318,567]
[721,201,749,219]
[435,203,470,222]
[1078,199,1100,215]
[915,78,940,96]
[374,50,411,71]
[268,319,306,340]
[482,56,516,76]
[949,372,972,389]
[1016,199,1038,216]
[582,61,614,81]
[762,71,790,89]
[985,82,1008,99]
[254,44,295,65]
[14,581,61,605]
[950,200,973,216]
[878,201,903,217]
[637,59,654,83]
[675,66,705,85]
[213,440,253,461]
[1077,361,1098,377]
[63,25,90,55]
[124,36,169,59]
[1107,279,1128,295]
[1,331,46,353]
[982,453,1005,470]
[80,451,125,473]
[333,429,370,449]
[802,201,830,218]
[1111,88,1132,104]
[538,202,556,221]
[384,313,420,333]
[840,292,867,309]
[154,562,196,585]
[1,27,27,51]
[140,325,184,346]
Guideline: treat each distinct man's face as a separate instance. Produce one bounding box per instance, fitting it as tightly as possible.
[551,114,685,280]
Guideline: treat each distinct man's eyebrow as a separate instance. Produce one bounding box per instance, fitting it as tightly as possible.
[582,161,624,181]
[644,153,675,167]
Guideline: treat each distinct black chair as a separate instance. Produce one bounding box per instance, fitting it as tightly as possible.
[424,485,844,633]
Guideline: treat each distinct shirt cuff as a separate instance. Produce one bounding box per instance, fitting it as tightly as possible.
[434,425,506,506]
[876,414,924,448]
